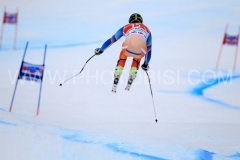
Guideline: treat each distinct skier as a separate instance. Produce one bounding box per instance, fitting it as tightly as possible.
[94,13,152,93]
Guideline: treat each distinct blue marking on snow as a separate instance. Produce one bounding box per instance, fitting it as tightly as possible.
[19,119,43,126]
[46,40,103,49]
[158,73,240,109]
[229,152,240,159]
[0,108,6,111]
[0,119,17,126]
[1,40,103,51]
[62,134,96,145]
[105,143,166,160]
[204,97,240,109]
[61,131,228,160]
[0,107,7,111]
[2,117,233,159]
[191,75,240,96]
[191,74,240,109]
[195,150,214,160]
[61,134,166,160]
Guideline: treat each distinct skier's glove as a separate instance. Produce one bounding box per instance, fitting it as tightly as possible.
[95,48,103,55]
[141,63,149,71]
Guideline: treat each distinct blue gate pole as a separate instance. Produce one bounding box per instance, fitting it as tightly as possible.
[36,44,47,116]
[9,42,29,112]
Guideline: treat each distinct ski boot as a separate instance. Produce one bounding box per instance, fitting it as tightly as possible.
[112,66,123,93]
[125,67,137,91]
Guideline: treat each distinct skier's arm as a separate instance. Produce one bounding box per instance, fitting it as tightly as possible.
[144,33,152,65]
[100,27,124,52]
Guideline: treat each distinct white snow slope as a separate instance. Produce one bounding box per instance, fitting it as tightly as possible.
[1,0,240,159]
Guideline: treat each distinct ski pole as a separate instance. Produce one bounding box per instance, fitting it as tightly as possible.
[145,71,158,123]
[59,54,96,86]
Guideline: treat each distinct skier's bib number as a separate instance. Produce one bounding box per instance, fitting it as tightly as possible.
[125,24,150,40]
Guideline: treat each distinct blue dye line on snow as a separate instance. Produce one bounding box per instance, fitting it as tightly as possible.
[105,143,165,160]
[19,119,43,126]
[0,107,7,111]
[0,117,233,159]
[204,96,240,110]
[191,74,240,109]
[157,73,240,109]
[191,75,240,96]
[1,40,103,51]
[229,152,240,159]
[61,132,228,160]
[195,150,214,160]
[62,135,96,145]
[0,109,236,159]
[49,41,103,49]
[61,134,166,160]
[0,119,17,126]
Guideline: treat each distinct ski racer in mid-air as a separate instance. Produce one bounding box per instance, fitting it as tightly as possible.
[94,13,152,93]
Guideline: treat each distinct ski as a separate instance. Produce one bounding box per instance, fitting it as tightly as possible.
[125,78,133,91]
[112,84,117,93]
[112,77,119,93]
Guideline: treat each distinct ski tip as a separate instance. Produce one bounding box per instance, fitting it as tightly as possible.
[59,83,62,86]
[155,119,158,123]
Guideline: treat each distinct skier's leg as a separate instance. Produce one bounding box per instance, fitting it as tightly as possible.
[114,49,127,79]
[130,58,140,77]
[125,59,140,91]
[112,49,127,93]
[125,53,144,91]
